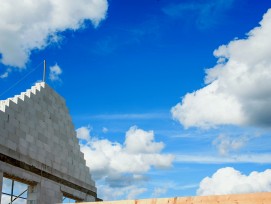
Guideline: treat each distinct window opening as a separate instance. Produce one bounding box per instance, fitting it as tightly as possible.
[62,196,76,203]
[1,177,28,204]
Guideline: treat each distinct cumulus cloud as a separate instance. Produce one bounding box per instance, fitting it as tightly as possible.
[76,126,173,200]
[76,125,92,142]
[124,127,164,154]
[197,167,271,195]
[0,0,108,68]
[76,126,174,185]
[212,134,247,156]
[171,8,271,128]
[49,64,62,82]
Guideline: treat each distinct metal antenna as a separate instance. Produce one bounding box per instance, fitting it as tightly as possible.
[43,60,46,82]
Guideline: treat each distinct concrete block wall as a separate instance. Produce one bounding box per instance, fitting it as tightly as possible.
[0,82,97,202]
[27,179,63,204]
[0,170,3,203]
[0,161,94,203]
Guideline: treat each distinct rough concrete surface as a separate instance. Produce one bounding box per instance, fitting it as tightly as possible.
[0,82,96,203]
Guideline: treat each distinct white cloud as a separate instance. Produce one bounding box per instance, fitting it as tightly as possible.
[1,195,26,204]
[77,126,174,183]
[77,126,173,200]
[0,72,8,79]
[49,64,62,82]
[0,68,11,79]
[127,187,147,200]
[197,167,271,195]
[0,0,108,68]
[98,184,147,201]
[151,182,197,198]
[152,187,167,197]
[102,127,108,133]
[171,8,271,128]
[76,125,92,142]
[125,127,164,154]
[212,134,247,156]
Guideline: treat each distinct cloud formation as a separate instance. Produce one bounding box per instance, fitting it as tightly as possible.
[102,127,108,133]
[172,8,271,128]
[0,0,108,68]
[76,126,173,185]
[49,64,62,82]
[76,125,92,142]
[212,134,247,156]
[152,187,168,197]
[0,68,11,79]
[98,184,147,201]
[197,167,271,195]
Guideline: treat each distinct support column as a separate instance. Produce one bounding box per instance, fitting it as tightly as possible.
[27,179,63,204]
[0,171,3,203]
[84,195,95,202]
[27,183,40,204]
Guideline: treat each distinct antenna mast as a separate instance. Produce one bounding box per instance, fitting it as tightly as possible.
[43,60,46,82]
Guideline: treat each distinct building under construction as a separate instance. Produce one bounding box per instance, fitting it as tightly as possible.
[0,82,98,203]
[0,82,270,204]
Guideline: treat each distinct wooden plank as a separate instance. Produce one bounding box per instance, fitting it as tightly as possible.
[79,201,134,204]
[136,198,178,204]
[75,192,271,204]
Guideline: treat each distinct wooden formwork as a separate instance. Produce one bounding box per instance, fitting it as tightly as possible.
[78,192,271,204]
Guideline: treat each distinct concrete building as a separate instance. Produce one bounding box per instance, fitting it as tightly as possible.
[1,82,270,204]
[0,82,97,203]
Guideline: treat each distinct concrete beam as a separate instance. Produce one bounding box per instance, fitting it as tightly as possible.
[0,152,96,198]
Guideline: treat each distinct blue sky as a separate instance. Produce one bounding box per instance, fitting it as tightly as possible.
[1,0,271,201]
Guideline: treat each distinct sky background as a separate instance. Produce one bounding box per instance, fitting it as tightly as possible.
[1,0,271,201]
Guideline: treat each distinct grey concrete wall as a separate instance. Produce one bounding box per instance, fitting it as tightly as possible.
[27,179,63,204]
[0,160,94,203]
[0,82,96,203]
[0,170,2,203]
